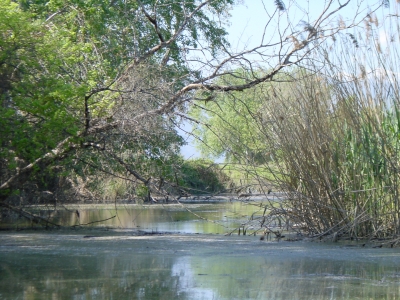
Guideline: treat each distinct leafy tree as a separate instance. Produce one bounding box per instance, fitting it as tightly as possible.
[189,69,283,163]
[0,0,365,221]
[0,0,237,206]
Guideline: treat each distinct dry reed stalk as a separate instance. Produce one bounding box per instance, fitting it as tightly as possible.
[240,13,400,241]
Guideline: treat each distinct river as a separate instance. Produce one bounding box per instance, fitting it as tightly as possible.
[1,200,400,299]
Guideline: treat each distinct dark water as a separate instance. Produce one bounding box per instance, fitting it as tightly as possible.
[1,201,400,299]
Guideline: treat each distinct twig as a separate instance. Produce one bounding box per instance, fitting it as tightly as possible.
[71,215,116,227]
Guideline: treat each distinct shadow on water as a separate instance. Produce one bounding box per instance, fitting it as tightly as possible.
[1,200,400,299]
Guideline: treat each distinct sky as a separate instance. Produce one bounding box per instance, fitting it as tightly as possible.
[179,0,391,159]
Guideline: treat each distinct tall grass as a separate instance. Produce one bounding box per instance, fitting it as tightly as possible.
[248,9,400,240]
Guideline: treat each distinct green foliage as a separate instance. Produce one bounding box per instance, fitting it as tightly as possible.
[0,0,87,164]
[21,0,234,72]
[178,159,231,194]
[189,69,275,163]
[329,107,400,219]
[0,0,237,204]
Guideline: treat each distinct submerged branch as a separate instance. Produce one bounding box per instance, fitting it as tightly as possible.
[0,202,61,228]
[71,215,116,227]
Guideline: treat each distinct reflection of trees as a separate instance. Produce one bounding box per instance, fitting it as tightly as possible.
[185,254,400,300]
[0,251,190,299]
[1,234,400,300]
[39,202,265,233]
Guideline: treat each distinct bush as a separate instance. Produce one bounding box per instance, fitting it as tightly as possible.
[178,159,232,195]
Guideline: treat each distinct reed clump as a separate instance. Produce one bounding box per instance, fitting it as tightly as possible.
[254,14,400,241]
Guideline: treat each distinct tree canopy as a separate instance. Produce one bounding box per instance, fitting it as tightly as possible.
[0,0,377,214]
[189,70,264,162]
[0,0,236,203]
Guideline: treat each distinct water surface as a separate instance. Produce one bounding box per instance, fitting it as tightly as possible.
[2,201,269,234]
[1,201,400,299]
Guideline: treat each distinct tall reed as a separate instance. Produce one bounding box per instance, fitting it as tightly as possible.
[250,8,400,239]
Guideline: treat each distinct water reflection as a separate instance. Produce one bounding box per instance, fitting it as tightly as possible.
[66,202,263,234]
[1,233,400,299]
[1,201,266,234]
